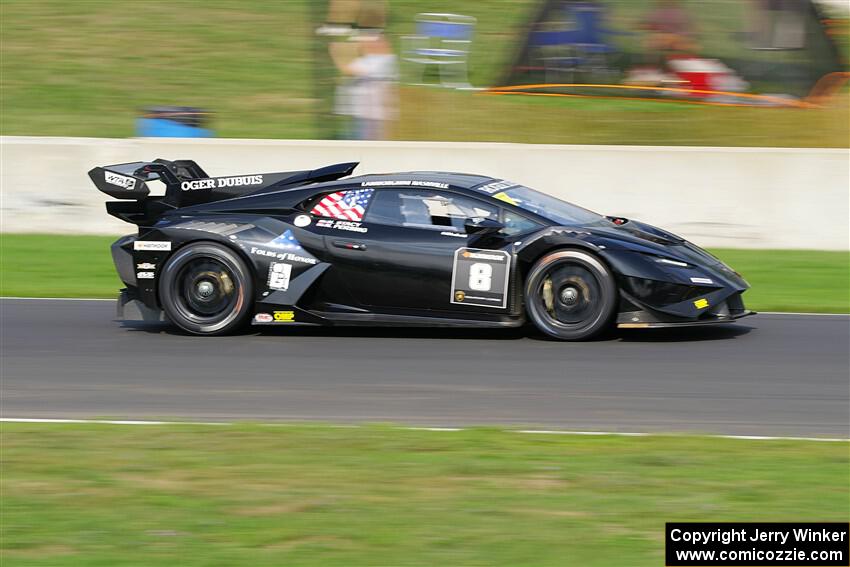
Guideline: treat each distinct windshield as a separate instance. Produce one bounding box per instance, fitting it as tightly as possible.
[479,182,605,226]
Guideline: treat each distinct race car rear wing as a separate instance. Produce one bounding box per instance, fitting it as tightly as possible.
[88,159,358,225]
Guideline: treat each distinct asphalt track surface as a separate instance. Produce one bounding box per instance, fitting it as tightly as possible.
[1,298,848,437]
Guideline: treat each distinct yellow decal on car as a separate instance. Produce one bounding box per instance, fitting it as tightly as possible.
[493,192,518,206]
[273,310,295,322]
[693,298,710,309]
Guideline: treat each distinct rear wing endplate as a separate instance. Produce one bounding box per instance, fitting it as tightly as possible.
[88,159,209,202]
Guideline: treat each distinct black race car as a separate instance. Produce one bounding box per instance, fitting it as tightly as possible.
[89,159,752,340]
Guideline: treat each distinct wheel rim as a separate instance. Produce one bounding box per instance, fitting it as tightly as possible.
[535,261,604,329]
[173,258,238,322]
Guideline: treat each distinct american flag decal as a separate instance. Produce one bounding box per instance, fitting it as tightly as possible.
[310,189,373,221]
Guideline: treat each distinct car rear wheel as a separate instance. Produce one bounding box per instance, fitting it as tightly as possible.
[159,242,253,335]
[525,249,617,341]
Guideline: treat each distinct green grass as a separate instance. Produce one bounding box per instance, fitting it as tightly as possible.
[712,248,850,313]
[1,423,847,566]
[0,0,316,139]
[2,234,847,313]
[0,0,533,140]
[1,0,847,146]
[0,234,121,298]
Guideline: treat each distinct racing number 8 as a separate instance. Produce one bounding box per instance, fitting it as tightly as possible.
[468,262,492,291]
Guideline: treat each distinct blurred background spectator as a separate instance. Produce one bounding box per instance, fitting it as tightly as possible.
[330,33,398,140]
[642,0,698,66]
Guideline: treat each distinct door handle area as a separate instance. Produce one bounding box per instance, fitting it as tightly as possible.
[332,240,367,251]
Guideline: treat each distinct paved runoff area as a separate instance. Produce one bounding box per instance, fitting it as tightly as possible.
[1,298,848,438]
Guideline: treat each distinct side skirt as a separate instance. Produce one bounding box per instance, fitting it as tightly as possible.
[255,309,525,328]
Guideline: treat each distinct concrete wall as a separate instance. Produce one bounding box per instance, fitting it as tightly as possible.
[1,136,847,249]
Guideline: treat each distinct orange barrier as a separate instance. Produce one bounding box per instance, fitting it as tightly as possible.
[481,83,818,109]
[806,71,850,105]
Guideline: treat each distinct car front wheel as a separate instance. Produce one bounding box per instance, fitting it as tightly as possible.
[525,249,617,341]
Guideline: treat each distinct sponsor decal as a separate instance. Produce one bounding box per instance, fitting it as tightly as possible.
[441,231,467,238]
[215,174,263,188]
[104,171,137,190]
[690,277,714,285]
[180,179,215,191]
[360,180,449,189]
[493,191,518,206]
[332,221,368,233]
[267,262,292,291]
[461,250,505,262]
[293,214,312,227]
[693,298,710,309]
[316,219,368,233]
[136,262,156,270]
[134,240,171,251]
[413,181,449,189]
[250,246,278,258]
[137,271,155,279]
[273,310,295,322]
[282,252,317,265]
[277,252,319,266]
[180,175,264,191]
[454,291,466,302]
[254,313,273,323]
[476,180,516,194]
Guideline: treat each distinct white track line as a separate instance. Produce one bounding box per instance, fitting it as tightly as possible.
[519,429,648,437]
[1,418,846,442]
[0,417,227,425]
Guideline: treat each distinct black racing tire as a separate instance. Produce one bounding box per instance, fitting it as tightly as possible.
[524,249,617,341]
[158,242,253,336]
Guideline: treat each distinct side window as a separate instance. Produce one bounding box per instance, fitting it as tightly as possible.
[366,189,498,231]
[502,210,543,236]
[308,188,374,221]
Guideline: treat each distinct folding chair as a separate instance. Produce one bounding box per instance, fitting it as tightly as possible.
[402,13,476,88]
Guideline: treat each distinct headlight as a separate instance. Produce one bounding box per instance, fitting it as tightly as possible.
[654,257,689,268]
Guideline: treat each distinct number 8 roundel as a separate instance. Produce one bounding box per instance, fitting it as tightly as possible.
[450,248,511,309]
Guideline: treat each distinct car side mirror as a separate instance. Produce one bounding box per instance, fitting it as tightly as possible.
[464,217,505,235]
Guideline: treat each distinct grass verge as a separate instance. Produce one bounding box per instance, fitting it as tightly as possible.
[1,234,848,313]
[1,423,848,566]
[397,88,850,148]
